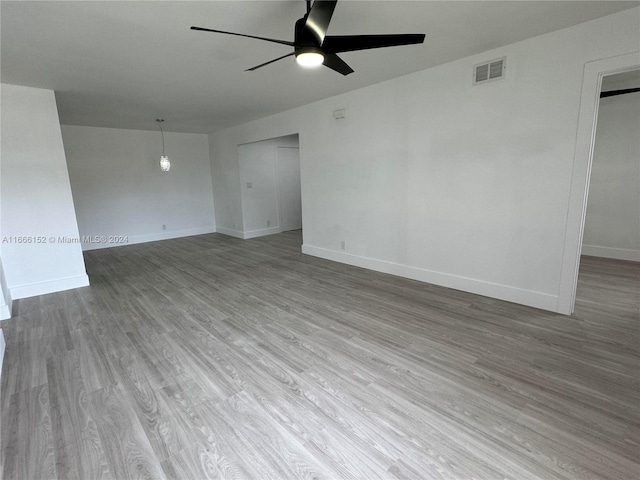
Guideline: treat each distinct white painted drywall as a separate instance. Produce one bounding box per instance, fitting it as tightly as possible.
[0,257,11,320]
[61,125,215,249]
[1,84,89,299]
[235,135,300,239]
[277,146,302,232]
[208,9,639,313]
[0,116,10,319]
[0,328,5,383]
[582,90,640,261]
[238,141,280,238]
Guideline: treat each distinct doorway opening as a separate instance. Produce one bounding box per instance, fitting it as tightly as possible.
[574,69,639,314]
[237,134,302,239]
[558,52,639,315]
[581,70,639,262]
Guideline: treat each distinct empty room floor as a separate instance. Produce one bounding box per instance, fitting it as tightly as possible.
[1,231,638,479]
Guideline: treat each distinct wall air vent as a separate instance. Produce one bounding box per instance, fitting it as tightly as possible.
[473,57,506,85]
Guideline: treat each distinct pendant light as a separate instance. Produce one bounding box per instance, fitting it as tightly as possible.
[156,119,171,172]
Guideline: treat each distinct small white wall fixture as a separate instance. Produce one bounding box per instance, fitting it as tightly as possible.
[558,51,640,315]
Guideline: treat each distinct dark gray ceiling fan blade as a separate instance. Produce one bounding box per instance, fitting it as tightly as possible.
[305,1,338,45]
[323,53,354,76]
[322,34,425,53]
[246,52,295,71]
[190,26,294,47]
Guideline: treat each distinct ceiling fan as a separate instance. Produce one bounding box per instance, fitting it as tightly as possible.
[191,0,425,76]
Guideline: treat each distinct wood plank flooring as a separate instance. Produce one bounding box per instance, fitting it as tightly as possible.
[1,231,638,479]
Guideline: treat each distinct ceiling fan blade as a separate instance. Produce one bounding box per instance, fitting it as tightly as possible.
[323,53,354,76]
[305,1,338,45]
[246,52,295,71]
[190,26,294,47]
[322,33,425,53]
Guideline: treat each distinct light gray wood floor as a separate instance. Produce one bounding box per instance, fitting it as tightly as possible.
[1,231,638,479]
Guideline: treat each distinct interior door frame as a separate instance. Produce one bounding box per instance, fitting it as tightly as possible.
[557,51,640,314]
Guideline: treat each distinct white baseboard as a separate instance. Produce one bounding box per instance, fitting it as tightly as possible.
[243,226,282,239]
[215,227,245,239]
[581,245,640,262]
[82,226,217,251]
[0,304,10,321]
[216,226,283,240]
[302,244,559,313]
[9,274,90,300]
[0,329,5,383]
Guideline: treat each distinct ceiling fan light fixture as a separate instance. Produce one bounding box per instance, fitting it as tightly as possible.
[192,0,425,76]
[295,50,324,67]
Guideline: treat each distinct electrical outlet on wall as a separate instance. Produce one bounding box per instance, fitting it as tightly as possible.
[162,224,167,230]
[340,240,346,250]
[267,220,271,227]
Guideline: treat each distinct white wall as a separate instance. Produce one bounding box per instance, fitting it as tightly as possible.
[0,258,11,320]
[1,84,89,299]
[238,140,281,238]
[582,89,640,262]
[0,328,5,382]
[209,9,640,313]
[0,100,6,323]
[0,114,10,319]
[277,145,302,232]
[225,135,300,239]
[62,125,215,249]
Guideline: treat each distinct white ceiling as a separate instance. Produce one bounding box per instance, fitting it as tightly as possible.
[2,1,638,133]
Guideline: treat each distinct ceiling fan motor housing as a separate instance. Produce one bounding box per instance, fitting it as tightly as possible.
[294,16,321,57]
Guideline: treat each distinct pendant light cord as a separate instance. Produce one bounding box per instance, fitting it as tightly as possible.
[157,119,166,156]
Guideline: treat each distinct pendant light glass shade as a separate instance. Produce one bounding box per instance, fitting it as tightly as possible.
[156,119,171,172]
[160,155,171,172]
